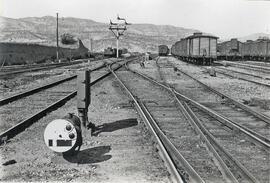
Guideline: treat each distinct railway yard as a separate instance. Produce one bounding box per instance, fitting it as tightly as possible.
[0,55,269,182]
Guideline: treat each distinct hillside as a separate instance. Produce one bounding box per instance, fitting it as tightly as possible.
[0,16,198,52]
[237,33,270,42]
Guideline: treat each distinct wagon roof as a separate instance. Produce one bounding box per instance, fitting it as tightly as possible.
[158,45,168,47]
[186,33,218,39]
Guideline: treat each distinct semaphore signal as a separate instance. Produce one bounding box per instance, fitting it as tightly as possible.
[109,15,131,58]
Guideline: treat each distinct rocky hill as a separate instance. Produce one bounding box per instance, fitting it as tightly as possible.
[0,16,198,52]
[237,33,270,42]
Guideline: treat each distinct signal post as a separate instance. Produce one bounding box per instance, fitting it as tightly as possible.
[109,15,131,58]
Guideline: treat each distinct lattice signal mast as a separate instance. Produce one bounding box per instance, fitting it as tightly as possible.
[109,15,131,58]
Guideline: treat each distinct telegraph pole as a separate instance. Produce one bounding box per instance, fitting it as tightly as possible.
[109,15,131,58]
[116,31,119,57]
[89,33,93,52]
[89,33,91,52]
[56,13,59,62]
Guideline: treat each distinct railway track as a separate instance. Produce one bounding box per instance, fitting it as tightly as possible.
[158,59,270,146]
[0,59,89,78]
[0,59,125,144]
[110,63,184,183]
[124,58,269,182]
[211,66,270,88]
[244,61,270,67]
[169,59,270,122]
[214,66,270,80]
[0,63,106,106]
[0,58,114,100]
[187,59,270,88]
[110,59,265,183]
[0,57,172,182]
[110,62,221,183]
[217,61,270,74]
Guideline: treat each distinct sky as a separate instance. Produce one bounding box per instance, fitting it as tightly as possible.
[0,0,270,39]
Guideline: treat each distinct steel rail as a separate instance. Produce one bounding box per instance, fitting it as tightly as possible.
[245,61,270,68]
[215,61,270,74]
[217,61,270,73]
[0,57,110,78]
[212,68,270,88]
[180,101,260,183]
[0,62,122,144]
[0,60,85,77]
[125,64,270,152]
[0,65,58,76]
[156,59,270,147]
[214,66,269,79]
[109,63,185,183]
[0,63,107,106]
[0,75,76,106]
[175,67,270,124]
[0,59,84,71]
[131,60,259,182]
[140,101,205,183]
[171,91,239,183]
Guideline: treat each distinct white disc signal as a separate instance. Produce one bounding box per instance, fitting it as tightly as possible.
[44,119,78,153]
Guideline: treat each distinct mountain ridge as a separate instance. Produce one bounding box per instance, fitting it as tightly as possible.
[0,16,198,52]
[0,16,269,52]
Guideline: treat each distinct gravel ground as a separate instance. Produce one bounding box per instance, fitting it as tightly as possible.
[1,57,269,182]
[0,71,170,182]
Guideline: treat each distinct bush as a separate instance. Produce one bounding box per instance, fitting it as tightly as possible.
[51,55,56,60]
[71,55,82,60]
[36,58,46,64]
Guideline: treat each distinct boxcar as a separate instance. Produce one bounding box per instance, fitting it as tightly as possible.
[186,32,218,65]
[172,32,218,65]
[217,38,242,60]
[240,39,270,61]
[217,37,270,62]
[158,45,169,56]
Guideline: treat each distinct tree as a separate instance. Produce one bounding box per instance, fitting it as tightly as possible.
[61,33,77,45]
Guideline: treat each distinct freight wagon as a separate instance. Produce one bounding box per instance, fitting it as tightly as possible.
[217,39,242,60]
[217,38,270,61]
[103,47,128,57]
[240,39,270,61]
[158,45,169,56]
[171,32,218,65]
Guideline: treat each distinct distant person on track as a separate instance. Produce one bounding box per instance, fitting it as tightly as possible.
[140,59,145,68]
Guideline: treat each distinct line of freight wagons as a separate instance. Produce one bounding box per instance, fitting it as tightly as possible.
[160,32,269,65]
[217,38,270,61]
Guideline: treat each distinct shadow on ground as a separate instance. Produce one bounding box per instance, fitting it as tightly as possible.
[92,118,138,136]
[63,145,112,164]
